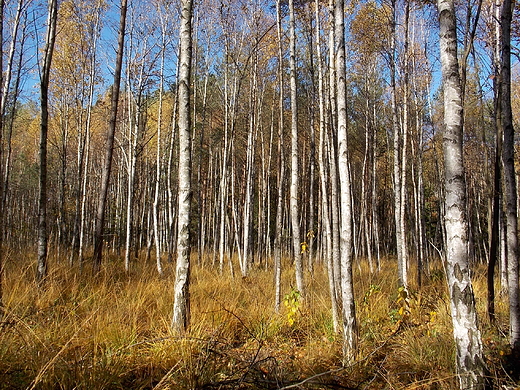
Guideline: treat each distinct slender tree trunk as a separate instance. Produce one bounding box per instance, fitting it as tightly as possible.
[274,0,285,312]
[390,0,407,289]
[335,0,357,363]
[241,61,257,277]
[167,46,180,263]
[77,3,101,267]
[500,0,520,356]
[360,87,372,271]
[438,0,487,387]
[289,0,304,297]
[488,124,501,323]
[93,0,128,273]
[398,0,410,288]
[0,0,5,304]
[172,0,193,332]
[328,0,341,303]
[153,17,166,276]
[316,0,339,333]
[37,0,58,284]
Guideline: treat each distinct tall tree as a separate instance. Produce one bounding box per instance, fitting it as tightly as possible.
[153,2,168,276]
[92,0,128,272]
[289,0,304,297]
[274,0,285,312]
[389,0,408,288]
[36,0,59,283]
[437,0,487,387]
[0,0,5,304]
[335,0,357,363]
[172,0,193,332]
[500,0,520,357]
[316,0,339,332]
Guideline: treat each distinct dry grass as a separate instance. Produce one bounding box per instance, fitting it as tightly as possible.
[0,250,517,389]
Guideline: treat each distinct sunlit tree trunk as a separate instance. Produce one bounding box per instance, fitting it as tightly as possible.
[124,40,146,272]
[0,0,5,303]
[167,46,180,264]
[153,12,167,276]
[93,0,128,273]
[172,0,193,332]
[335,0,357,363]
[274,0,285,312]
[390,0,408,289]
[241,60,257,277]
[328,0,341,301]
[37,0,58,284]
[0,0,25,301]
[399,0,410,288]
[500,0,520,357]
[438,0,487,387]
[316,0,339,333]
[289,0,304,297]
[488,1,502,320]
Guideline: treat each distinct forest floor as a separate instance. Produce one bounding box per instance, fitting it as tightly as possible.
[0,250,518,389]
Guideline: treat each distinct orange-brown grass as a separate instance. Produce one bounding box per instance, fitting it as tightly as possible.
[0,250,516,389]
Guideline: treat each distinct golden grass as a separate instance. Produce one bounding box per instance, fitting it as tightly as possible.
[0,251,517,389]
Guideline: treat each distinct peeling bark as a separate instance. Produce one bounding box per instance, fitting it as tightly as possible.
[438,0,487,388]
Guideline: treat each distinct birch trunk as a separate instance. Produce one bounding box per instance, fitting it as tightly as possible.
[500,0,520,356]
[124,47,145,272]
[328,0,341,301]
[390,0,407,288]
[316,0,339,333]
[37,0,58,283]
[335,0,357,363]
[153,15,166,276]
[438,0,487,387]
[289,0,304,297]
[172,0,193,332]
[93,0,128,272]
[399,0,410,288]
[0,0,4,303]
[274,0,285,312]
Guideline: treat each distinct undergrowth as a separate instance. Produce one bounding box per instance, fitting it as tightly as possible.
[0,251,517,389]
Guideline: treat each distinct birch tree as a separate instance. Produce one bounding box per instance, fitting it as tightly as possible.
[437,0,487,387]
[172,0,193,332]
[274,0,285,312]
[0,0,5,304]
[92,0,128,272]
[335,0,357,363]
[37,0,58,283]
[153,1,168,276]
[316,0,339,332]
[289,0,304,297]
[389,0,407,288]
[500,0,520,357]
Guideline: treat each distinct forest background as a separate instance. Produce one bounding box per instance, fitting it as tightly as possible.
[0,0,520,388]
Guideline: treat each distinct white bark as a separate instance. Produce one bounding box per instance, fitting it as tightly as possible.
[153,13,166,276]
[274,0,284,312]
[316,0,339,333]
[328,0,341,302]
[289,0,304,297]
[335,0,357,363]
[172,0,193,333]
[37,0,58,283]
[500,0,520,355]
[438,0,487,387]
[390,0,407,289]
[79,1,102,266]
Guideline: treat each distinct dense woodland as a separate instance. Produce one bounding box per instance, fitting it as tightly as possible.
[0,0,520,388]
